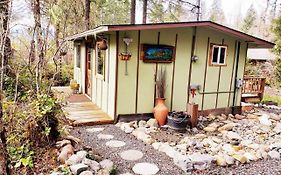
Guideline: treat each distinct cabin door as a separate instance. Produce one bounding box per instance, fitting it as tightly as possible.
[85,46,92,98]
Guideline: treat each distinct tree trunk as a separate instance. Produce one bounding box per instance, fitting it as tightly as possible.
[130,0,136,24]
[31,0,44,95]
[85,0,90,30]
[0,0,11,174]
[142,0,147,24]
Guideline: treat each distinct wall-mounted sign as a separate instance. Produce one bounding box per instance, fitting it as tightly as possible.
[140,44,175,63]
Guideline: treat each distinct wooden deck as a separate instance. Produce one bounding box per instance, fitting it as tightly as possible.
[52,87,114,126]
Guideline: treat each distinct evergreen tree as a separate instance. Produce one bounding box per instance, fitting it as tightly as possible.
[241,4,257,33]
[208,0,225,23]
[272,15,281,86]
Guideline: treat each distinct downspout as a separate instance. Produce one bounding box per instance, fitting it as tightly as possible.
[232,41,241,111]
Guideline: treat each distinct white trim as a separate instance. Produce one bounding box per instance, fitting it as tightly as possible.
[211,45,227,65]
[66,26,109,41]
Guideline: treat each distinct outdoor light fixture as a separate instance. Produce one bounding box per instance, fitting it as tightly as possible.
[191,55,199,62]
[118,36,133,75]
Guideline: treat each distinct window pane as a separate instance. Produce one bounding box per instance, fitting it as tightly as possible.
[219,47,226,64]
[97,48,105,76]
[212,46,219,63]
[76,45,81,68]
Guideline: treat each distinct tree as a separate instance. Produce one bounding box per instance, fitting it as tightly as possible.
[208,0,225,23]
[85,0,90,30]
[241,4,257,34]
[130,0,136,24]
[143,0,148,24]
[272,16,281,86]
[0,0,11,173]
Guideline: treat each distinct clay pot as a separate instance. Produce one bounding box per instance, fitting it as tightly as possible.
[153,98,168,126]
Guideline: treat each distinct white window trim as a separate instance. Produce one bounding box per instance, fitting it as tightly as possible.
[210,44,227,66]
[96,47,106,80]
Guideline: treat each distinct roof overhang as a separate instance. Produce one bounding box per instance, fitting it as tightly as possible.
[66,21,275,49]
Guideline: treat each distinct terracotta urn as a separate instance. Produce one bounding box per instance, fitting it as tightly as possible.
[153,98,168,126]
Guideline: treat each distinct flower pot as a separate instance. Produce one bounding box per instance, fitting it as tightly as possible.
[153,98,168,126]
[167,111,190,131]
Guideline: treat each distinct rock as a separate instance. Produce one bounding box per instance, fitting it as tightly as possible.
[222,144,235,154]
[194,134,207,139]
[224,154,235,165]
[77,150,88,160]
[218,123,236,132]
[70,163,88,175]
[228,114,234,118]
[273,123,281,134]
[247,114,258,119]
[105,140,126,148]
[132,163,159,175]
[215,155,227,166]
[226,131,242,140]
[173,153,193,172]
[232,154,247,164]
[56,139,71,148]
[134,130,154,144]
[158,143,177,158]
[268,150,280,159]
[203,126,217,132]
[58,144,74,163]
[120,123,132,132]
[138,120,147,127]
[66,135,81,144]
[97,134,114,140]
[259,114,272,126]
[124,127,134,134]
[188,153,214,170]
[83,158,100,171]
[270,113,281,121]
[235,114,245,120]
[146,118,159,128]
[80,171,94,175]
[99,159,114,170]
[66,154,83,166]
[86,128,104,133]
[152,142,161,150]
[119,150,143,161]
[244,152,257,161]
[96,169,110,175]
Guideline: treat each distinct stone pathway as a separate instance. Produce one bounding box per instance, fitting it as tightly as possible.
[71,125,184,175]
[94,127,159,175]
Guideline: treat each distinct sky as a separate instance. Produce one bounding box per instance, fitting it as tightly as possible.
[11,0,281,31]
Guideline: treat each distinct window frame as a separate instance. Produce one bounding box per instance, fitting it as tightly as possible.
[95,46,106,80]
[209,43,228,66]
[76,44,81,68]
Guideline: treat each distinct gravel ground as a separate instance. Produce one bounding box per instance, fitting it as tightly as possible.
[70,125,184,175]
[71,124,281,175]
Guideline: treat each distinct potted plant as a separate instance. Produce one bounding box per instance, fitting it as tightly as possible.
[70,80,80,94]
[153,66,168,126]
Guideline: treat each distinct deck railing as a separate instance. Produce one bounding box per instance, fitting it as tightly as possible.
[242,76,266,100]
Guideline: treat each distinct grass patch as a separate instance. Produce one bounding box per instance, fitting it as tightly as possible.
[262,94,281,105]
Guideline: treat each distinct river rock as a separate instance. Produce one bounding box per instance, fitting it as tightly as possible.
[218,123,236,132]
[273,123,281,134]
[232,154,247,164]
[259,114,272,126]
[188,153,214,170]
[247,114,258,119]
[270,113,281,121]
[66,154,83,166]
[83,158,100,171]
[80,171,94,175]
[173,153,193,172]
[215,155,227,166]
[203,126,217,132]
[77,150,88,160]
[70,163,88,175]
[99,159,114,170]
[138,120,147,127]
[58,144,74,163]
[268,150,280,159]
[146,118,159,128]
[56,139,71,148]
[226,131,242,140]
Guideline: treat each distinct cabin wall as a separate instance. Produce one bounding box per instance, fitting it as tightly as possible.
[116,27,247,116]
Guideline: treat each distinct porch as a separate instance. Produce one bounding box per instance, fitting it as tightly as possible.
[52,87,114,126]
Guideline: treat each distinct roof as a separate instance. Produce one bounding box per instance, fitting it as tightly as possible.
[66,21,275,49]
[247,48,276,60]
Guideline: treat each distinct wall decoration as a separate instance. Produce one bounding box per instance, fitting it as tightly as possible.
[140,44,175,63]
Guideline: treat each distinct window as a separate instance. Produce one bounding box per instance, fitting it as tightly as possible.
[96,47,106,78]
[209,44,227,66]
[76,45,81,68]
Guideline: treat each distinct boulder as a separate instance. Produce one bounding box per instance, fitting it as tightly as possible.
[66,154,83,166]
[99,159,114,170]
[58,144,74,163]
[70,163,88,175]
[268,150,280,159]
[146,118,159,128]
[83,158,100,172]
